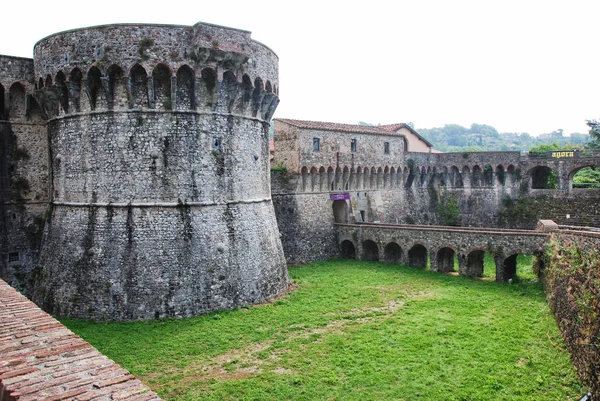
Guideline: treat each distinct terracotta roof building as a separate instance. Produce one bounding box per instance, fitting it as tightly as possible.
[272,119,437,174]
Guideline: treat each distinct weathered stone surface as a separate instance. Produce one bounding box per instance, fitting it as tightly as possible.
[270,121,600,264]
[0,21,288,321]
[335,222,548,282]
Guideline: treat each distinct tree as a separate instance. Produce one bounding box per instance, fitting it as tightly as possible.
[529,142,572,156]
[586,120,600,149]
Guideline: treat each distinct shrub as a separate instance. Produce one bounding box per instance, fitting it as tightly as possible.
[438,194,459,226]
[543,233,600,399]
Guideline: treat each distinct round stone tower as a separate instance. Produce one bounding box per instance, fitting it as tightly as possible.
[31,22,289,320]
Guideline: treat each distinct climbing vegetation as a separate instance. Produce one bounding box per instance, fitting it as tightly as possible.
[542,234,600,399]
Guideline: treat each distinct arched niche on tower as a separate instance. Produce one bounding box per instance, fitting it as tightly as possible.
[236,74,253,114]
[9,82,26,119]
[175,65,195,110]
[152,63,172,110]
[199,67,217,111]
[107,65,126,110]
[130,64,149,109]
[87,66,107,111]
[69,68,83,112]
[251,77,264,117]
[221,70,238,114]
[55,71,69,114]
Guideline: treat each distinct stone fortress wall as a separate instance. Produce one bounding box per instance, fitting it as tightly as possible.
[1,20,599,321]
[0,56,49,295]
[0,22,289,321]
[271,121,600,264]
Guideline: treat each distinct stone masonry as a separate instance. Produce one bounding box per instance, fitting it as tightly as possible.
[271,119,600,264]
[335,222,548,282]
[0,22,289,321]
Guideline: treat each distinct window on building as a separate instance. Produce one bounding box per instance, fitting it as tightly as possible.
[212,137,222,152]
[313,137,320,152]
[384,142,390,154]
[351,139,357,152]
[8,252,19,263]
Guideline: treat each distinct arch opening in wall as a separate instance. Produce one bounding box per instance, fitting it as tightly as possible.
[0,84,5,120]
[332,200,348,223]
[419,167,427,186]
[37,78,44,89]
[371,167,377,189]
[496,165,506,186]
[45,74,53,88]
[265,80,272,93]
[69,68,83,112]
[340,240,356,259]
[130,64,148,109]
[501,254,519,282]
[502,253,537,282]
[222,70,238,113]
[383,166,390,188]
[389,167,396,189]
[176,65,195,110]
[301,166,309,192]
[362,240,379,261]
[429,167,441,187]
[319,166,326,192]
[451,166,463,187]
[343,166,350,190]
[472,165,482,187]
[251,77,263,117]
[570,165,600,189]
[310,167,318,192]
[107,65,125,110]
[239,74,252,112]
[483,164,494,186]
[507,165,516,183]
[383,242,402,263]
[436,247,455,273]
[404,166,414,188]
[530,166,557,189]
[153,64,172,110]
[55,71,69,113]
[9,82,26,119]
[408,244,428,268]
[200,68,217,110]
[334,166,342,190]
[356,166,363,190]
[439,167,448,187]
[465,250,486,278]
[87,66,104,111]
[328,167,335,191]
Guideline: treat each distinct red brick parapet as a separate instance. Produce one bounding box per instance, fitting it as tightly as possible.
[0,280,162,401]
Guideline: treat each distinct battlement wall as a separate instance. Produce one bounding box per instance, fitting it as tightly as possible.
[31,23,279,122]
[0,56,34,94]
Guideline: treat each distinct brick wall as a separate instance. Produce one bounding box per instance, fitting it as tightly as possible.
[0,278,162,400]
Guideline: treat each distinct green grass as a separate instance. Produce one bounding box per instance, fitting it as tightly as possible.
[62,259,584,400]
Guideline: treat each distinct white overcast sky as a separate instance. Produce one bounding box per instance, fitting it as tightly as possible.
[2,0,599,136]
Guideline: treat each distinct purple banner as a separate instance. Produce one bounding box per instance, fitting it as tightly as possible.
[330,193,350,201]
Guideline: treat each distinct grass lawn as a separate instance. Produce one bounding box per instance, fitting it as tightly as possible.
[62,259,584,400]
